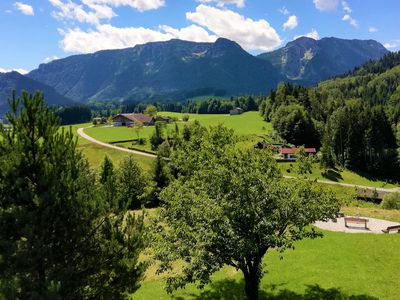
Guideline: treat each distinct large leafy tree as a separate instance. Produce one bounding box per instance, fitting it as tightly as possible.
[0,91,146,299]
[154,125,339,300]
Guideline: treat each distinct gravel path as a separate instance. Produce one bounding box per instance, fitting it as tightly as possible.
[77,128,157,158]
[315,216,400,234]
[283,175,396,193]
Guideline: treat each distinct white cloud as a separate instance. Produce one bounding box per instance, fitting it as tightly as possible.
[368,26,378,33]
[159,25,217,42]
[283,15,298,30]
[44,56,60,63]
[341,1,351,13]
[279,6,290,15]
[86,0,165,12]
[5,9,13,13]
[186,4,281,51]
[197,0,245,8]
[384,40,400,50]
[49,0,165,24]
[313,0,338,11]
[49,0,116,25]
[342,14,358,27]
[14,2,34,16]
[0,67,29,74]
[59,24,217,53]
[294,29,320,40]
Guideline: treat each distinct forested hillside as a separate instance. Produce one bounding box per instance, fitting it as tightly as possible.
[259,51,400,180]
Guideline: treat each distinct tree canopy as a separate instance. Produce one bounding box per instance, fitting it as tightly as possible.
[153,124,340,300]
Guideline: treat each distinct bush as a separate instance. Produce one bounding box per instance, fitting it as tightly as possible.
[182,114,189,122]
[381,192,400,210]
[138,137,146,145]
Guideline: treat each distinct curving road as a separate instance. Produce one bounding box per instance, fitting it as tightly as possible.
[77,127,157,158]
[78,127,399,192]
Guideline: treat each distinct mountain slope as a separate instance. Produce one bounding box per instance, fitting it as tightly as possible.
[0,71,74,114]
[258,37,389,85]
[315,51,400,105]
[28,38,282,103]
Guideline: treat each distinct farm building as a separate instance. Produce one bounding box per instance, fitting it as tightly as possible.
[229,107,244,115]
[113,113,154,126]
[280,147,317,160]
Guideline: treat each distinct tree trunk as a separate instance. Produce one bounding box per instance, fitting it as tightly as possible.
[244,273,260,300]
[242,259,262,300]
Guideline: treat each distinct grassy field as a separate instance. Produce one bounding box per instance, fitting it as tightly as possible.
[278,162,399,188]
[63,123,155,171]
[133,229,400,300]
[84,112,271,151]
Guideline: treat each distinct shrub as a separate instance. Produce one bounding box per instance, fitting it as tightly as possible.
[182,114,189,122]
[381,192,400,210]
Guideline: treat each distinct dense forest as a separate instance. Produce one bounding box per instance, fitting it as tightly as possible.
[259,51,400,180]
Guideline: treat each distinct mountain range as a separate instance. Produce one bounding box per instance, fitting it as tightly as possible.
[0,36,390,112]
[258,37,388,85]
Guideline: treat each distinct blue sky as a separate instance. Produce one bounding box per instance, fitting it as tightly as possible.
[0,0,399,73]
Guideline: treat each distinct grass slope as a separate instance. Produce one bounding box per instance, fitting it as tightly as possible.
[63,123,154,171]
[278,162,398,188]
[133,230,400,300]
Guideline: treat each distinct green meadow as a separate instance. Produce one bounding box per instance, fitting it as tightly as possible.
[84,111,272,152]
[133,228,400,300]
[278,162,399,188]
[63,120,400,300]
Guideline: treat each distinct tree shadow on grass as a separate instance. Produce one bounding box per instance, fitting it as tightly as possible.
[173,279,377,300]
[321,169,343,182]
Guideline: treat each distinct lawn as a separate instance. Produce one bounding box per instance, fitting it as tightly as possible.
[278,162,399,188]
[133,229,400,299]
[84,112,272,152]
[62,123,155,171]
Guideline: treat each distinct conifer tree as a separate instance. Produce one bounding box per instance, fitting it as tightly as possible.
[0,91,146,299]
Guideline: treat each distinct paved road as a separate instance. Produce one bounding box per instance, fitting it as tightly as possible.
[78,127,398,192]
[77,127,157,158]
[283,175,397,193]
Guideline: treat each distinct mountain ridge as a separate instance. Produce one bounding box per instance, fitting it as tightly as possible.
[258,36,388,85]
[28,38,282,103]
[0,71,74,114]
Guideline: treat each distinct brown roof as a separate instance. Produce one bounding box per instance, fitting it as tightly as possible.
[114,113,154,124]
[280,147,317,154]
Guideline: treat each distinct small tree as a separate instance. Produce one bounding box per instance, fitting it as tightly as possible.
[154,126,339,300]
[182,114,189,122]
[296,146,313,175]
[144,104,157,117]
[134,120,145,144]
[150,121,165,150]
[99,155,118,209]
[117,155,147,209]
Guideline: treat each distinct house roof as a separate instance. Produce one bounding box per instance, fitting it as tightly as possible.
[280,147,317,154]
[113,113,153,124]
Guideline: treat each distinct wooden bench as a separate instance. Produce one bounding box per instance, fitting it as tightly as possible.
[382,225,400,233]
[344,217,369,229]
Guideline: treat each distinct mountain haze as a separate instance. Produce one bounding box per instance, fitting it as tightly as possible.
[258,37,388,85]
[28,38,282,103]
[0,71,73,114]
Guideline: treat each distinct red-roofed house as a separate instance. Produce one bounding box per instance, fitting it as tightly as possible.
[112,113,155,126]
[280,147,317,160]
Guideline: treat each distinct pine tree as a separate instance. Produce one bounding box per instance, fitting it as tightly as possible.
[0,91,146,299]
[99,155,118,210]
